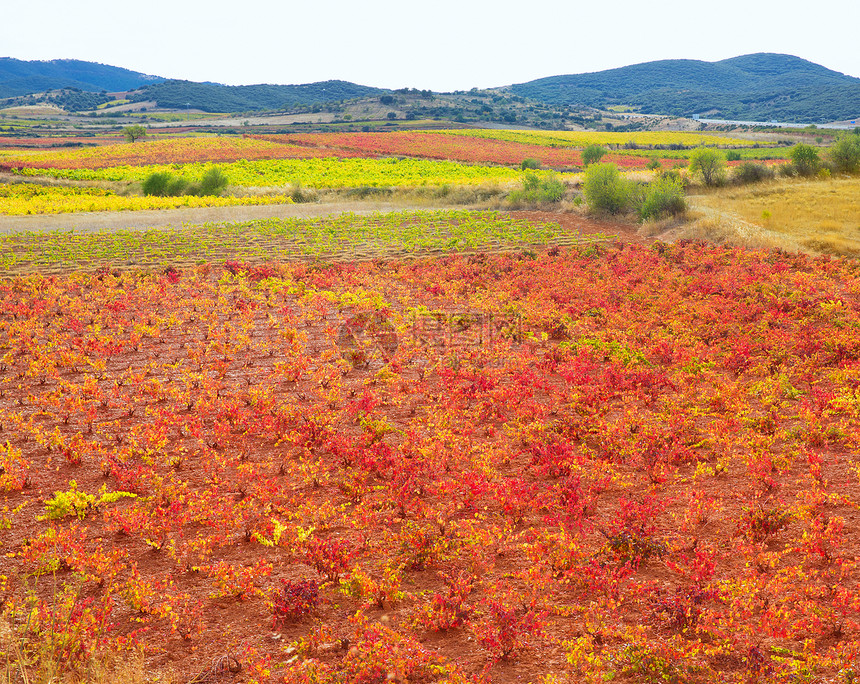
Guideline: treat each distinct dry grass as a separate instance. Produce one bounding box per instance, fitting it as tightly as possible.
[687,176,860,256]
[1,650,154,684]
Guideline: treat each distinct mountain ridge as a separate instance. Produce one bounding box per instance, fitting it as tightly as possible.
[508,53,860,123]
[2,53,857,123]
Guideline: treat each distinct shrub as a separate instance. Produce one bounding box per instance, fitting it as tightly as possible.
[733,162,774,184]
[583,163,630,214]
[582,144,607,166]
[725,150,742,161]
[142,171,173,197]
[646,158,662,171]
[688,147,726,186]
[166,176,192,196]
[520,158,541,170]
[637,175,686,221]
[790,143,820,176]
[271,579,319,627]
[507,171,566,205]
[198,166,228,196]
[829,133,860,173]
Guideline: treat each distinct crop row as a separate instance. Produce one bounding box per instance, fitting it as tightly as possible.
[1,236,860,681]
[0,210,594,271]
[0,182,294,215]
[1,131,778,179]
[12,156,529,189]
[256,132,678,170]
[0,136,364,171]
[431,128,765,149]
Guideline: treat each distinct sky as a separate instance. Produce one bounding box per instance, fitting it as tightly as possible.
[3,0,859,91]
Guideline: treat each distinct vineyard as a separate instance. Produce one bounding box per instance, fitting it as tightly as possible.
[0,211,593,272]
[2,217,860,683]
[0,183,294,216]
[0,129,797,218]
[9,157,529,191]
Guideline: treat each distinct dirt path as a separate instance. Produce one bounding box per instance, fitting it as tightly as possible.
[0,202,434,235]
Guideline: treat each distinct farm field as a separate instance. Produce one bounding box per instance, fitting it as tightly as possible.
[0,137,365,171]
[8,157,529,192]
[691,177,860,256]
[0,183,295,216]
[0,211,602,273]
[250,132,684,170]
[0,129,798,217]
[2,215,860,683]
[427,129,764,148]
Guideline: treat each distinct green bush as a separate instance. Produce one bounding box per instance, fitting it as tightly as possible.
[582,144,607,167]
[141,171,174,197]
[637,175,687,221]
[167,176,192,196]
[733,162,775,184]
[725,150,742,161]
[583,163,630,214]
[520,158,542,170]
[829,133,860,173]
[790,143,820,176]
[688,147,727,186]
[508,171,566,205]
[198,166,229,196]
[646,158,662,171]
[142,167,228,197]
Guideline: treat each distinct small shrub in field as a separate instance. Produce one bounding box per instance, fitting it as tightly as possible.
[582,144,607,166]
[142,171,191,197]
[688,147,726,186]
[141,171,173,197]
[472,600,546,659]
[646,158,662,171]
[166,176,192,196]
[520,158,541,170]
[790,143,820,177]
[507,171,565,205]
[725,150,742,161]
[271,579,319,627]
[829,133,860,173]
[583,163,630,214]
[198,166,228,196]
[637,175,686,221]
[733,162,774,184]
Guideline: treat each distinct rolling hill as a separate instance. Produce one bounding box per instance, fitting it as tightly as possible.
[509,53,860,123]
[2,54,857,123]
[126,79,386,113]
[0,57,164,98]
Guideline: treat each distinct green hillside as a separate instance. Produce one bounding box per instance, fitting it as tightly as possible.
[0,58,163,97]
[509,53,860,123]
[126,79,386,112]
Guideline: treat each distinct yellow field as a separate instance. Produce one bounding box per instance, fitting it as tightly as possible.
[429,129,761,148]
[690,176,860,255]
[0,183,293,215]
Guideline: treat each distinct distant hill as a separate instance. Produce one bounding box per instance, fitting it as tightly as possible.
[127,79,386,113]
[509,53,860,123]
[0,58,163,98]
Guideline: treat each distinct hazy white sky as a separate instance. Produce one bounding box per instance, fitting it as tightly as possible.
[4,0,859,91]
